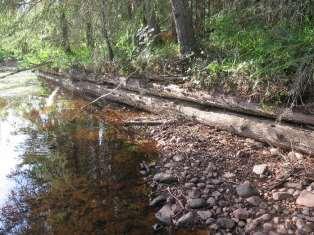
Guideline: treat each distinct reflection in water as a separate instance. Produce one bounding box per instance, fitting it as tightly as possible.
[0,72,207,235]
[0,72,157,234]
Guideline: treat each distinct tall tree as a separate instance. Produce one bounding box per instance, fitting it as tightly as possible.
[100,0,114,61]
[170,0,195,55]
[59,2,71,53]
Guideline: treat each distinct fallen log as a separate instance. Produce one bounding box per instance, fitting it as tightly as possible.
[41,70,314,127]
[38,72,314,155]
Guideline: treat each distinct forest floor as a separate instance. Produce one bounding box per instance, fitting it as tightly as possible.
[122,110,314,234]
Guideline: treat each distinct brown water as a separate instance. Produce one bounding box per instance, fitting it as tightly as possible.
[0,71,208,235]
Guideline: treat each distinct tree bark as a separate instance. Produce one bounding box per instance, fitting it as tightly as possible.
[39,72,314,155]
[100,0,114,61]
[86,20,95,49]
[60,7,71,53]
[170,0,196,55]
[195,0,206,37]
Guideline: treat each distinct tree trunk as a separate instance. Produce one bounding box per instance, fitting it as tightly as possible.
[86,20,95,49]
[39,72,314,155]
[195,0,205,37]
[60,8,71,53]
[170,0,196,55]
[100,0,114,61]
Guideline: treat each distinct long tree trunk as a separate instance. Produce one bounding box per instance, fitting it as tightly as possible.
[100,0,114,61]
[60,8,71,53]
[170,0,196,55]
[40,72,314,155]
[195,0,205,37]
[86,19,95,50]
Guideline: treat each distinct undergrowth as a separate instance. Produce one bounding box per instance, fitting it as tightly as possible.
[1,9,313,106]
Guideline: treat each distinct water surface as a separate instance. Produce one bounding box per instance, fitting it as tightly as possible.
[0,71,208,235]
[0,71,157,234]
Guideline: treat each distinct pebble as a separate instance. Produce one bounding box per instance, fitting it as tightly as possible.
[184,182,194,188]
[153,173,177,184]
[152,223,163,232]
[284,182,303,190]
[188,198,206,209]
[233,208,249,220]
[207,197,216,207]
[246,196,262,206]
[236,181,259,198]
[272,192,293,201]
[252,164,268,175]
[197,183,205,188]
[155,204,173,225]
[270,148,280,156]
[216,218,235,229]
[212,191,221,198]
[175,212,194,227]
[296,190,314,207]
[149,194,167,207]
[263,223,273,231]
[173,155,183,162]
[206,218,215,225]
[190,177,199,183]
[197,210,213,220]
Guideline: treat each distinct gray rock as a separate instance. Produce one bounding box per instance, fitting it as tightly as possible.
[270,148,280,156]
[284,182,303,190]
[188,189,201,199]
[206,218,215,225]
[152,223,163,232]
[233,208,249,220]
[223,172,235,179]
[184,182,194,188]
[149,194,167,207]
[212,178,223,185]
[246,196,262,206]
[173,155,183,162]
[216,218,235,229]
[246,214,272,232]
[236,181,259,198]
[153,173,177,184]
[253,164,268,175]
[272,192,293,201]
[212,191,221,198]
[302,207,310,216]
[306,182,314,191]
[296,190,314,207]
[175,212,194,227]
[197,210,213,220]
[207,197,216,207]
[164,162,175,168]
[277,224,288,234]
[263,223,273,231]
[190,177,199,183]
[155,204,173,225]
[188,198,206,209]
[197,183,206,188]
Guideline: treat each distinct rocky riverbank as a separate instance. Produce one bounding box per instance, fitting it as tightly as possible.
[138,119,314,234]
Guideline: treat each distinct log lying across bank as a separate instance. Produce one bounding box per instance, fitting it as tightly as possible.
[38,72,314,155]
[43,70,314,127]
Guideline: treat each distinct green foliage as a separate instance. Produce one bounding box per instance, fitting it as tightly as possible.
[206,11,314,80]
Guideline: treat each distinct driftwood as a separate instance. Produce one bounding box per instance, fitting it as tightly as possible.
[0,61,52,80]
[42,70,314,127]
[38,72,314,155]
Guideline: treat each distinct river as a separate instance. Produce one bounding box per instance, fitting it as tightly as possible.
[0,71,207,235]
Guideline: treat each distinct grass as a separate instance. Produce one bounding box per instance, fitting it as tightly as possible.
[1,9,313,106]
[187,10,314,104]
